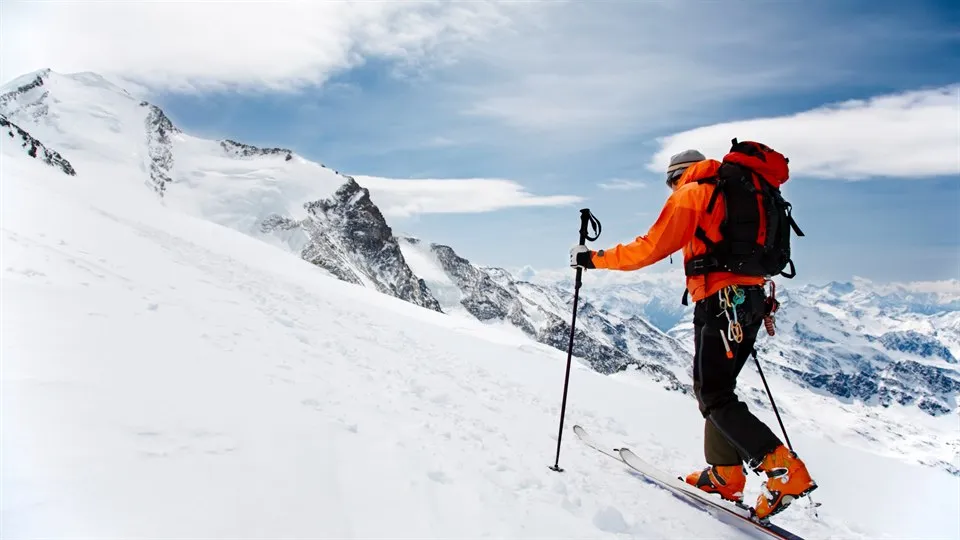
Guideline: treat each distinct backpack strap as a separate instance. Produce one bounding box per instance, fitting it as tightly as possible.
[694,226,716,249]
[780,260,797,279]
[787,207,805,236]
[684,254,723,275]
[697,175,724,214]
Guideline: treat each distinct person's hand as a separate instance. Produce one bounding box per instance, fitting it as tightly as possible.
[569,245,594,269]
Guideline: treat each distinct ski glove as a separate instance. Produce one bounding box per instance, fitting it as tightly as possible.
[569,245,595,269]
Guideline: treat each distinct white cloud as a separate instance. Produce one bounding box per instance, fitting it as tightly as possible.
[598,179,647,191]
[0,1,514,91]
[353,176,583,218]
[648,86,960,179]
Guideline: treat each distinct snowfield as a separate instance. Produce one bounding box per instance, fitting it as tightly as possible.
[3,136,959,539]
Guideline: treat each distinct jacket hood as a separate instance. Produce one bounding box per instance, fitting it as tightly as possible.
[676,159,721,188]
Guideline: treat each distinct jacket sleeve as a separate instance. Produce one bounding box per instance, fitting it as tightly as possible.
[591,187,703,271]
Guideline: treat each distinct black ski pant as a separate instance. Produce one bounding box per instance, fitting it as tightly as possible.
[692,285,782,468]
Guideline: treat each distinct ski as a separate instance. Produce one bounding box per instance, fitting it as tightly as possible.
[572,425,804,540]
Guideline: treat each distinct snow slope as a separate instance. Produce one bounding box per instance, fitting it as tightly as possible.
[4,125,960,539]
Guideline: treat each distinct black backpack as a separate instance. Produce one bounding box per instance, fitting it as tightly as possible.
[684,139,805,284]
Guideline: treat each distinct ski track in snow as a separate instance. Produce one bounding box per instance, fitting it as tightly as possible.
[3,149,959,538]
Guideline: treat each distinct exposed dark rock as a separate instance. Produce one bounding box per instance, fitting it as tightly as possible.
[297,177,442,312]
[780,358,958,417]
[412,238,691,394]
[879,330,956,363]
[221,139,293,161]
[1,113,76,176]
[141,103,179,196]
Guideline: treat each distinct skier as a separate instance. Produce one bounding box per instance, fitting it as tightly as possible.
[569,145,817,519]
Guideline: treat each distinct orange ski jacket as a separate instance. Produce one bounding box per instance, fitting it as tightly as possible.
[589,159,765,303]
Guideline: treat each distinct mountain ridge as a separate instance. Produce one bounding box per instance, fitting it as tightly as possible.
[0,68,442,313]
[397,236,691,393]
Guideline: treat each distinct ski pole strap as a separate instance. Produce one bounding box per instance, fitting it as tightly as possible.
[579,208,601,244]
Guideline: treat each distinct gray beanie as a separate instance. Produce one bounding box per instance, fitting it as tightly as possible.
[666,149,706,177]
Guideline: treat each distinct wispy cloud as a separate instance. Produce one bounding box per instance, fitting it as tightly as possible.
[598,179,647,191]
[354,176,583,218]
[448,1,946,147]
[0,1,516,91]
[649,86,960,179]
[424,136,458,148]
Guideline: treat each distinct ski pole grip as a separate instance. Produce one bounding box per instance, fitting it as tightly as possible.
[579,208,601,245]
[578,209,591,245]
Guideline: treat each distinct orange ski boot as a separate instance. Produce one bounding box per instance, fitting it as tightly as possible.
[684,465,746,503]
[754,445,818,520]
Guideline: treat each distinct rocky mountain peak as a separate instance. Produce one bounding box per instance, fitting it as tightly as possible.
[277,177,443,313]
[0,68,440,318]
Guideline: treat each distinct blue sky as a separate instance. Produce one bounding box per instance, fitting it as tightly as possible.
[4,0,959,283]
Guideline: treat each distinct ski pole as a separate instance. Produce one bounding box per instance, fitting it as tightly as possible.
[550,208,601,473]
[751,350,792,451]
[752,349,821,514]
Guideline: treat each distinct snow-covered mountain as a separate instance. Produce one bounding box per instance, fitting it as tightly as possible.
[766,282,959,413]
[0,68,686,394]
[657,279,960,416]
[525,264,960,420]
[397,237,690,393]
[3,68,956,479]
[0,69,440,313]
[6,140,960,539]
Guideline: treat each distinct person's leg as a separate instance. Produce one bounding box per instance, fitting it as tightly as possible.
[696,287,783,468]
[686,296,748,502]
[694,322,742,465]
[694,286,817,518]
[703,418,741,465]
